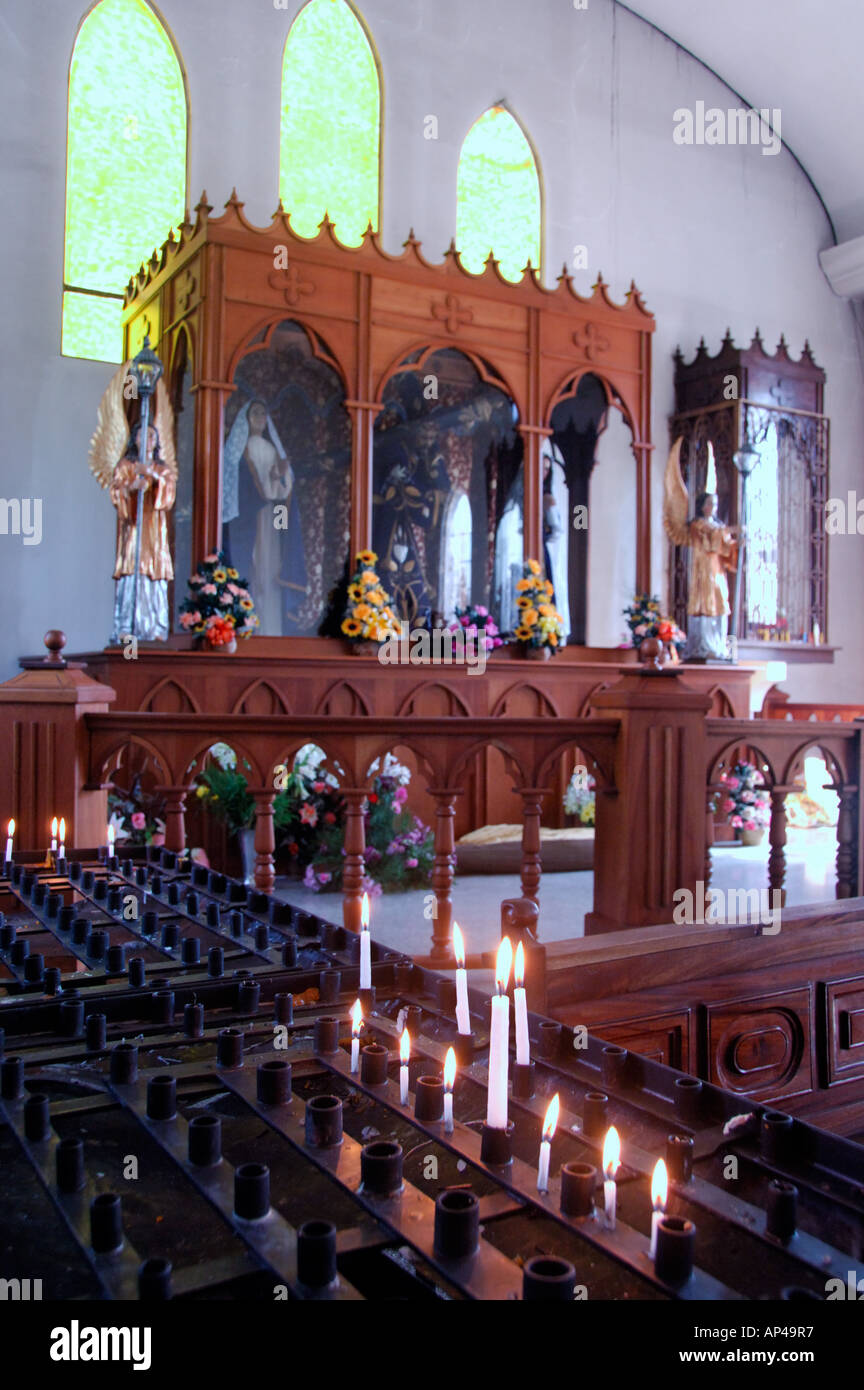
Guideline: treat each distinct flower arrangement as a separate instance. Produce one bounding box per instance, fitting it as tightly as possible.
[719,761,770,832]
[341,551,400,644]
[107,775,165,846]
[513,560,565,650]
[563,769,596,825]
[622,594,686,656]
[179,551,259,647]
[195,744,256,835]
[450,604,505,649]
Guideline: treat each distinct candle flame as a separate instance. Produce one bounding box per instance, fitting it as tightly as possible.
[651,1158,668,1211]
[51,817,58,837]
[59,817,66,842]
[360,892,370,930]
[514,940,525,989]
[351,998,363,1036]
[452,921,465,968]
[443,1046,457,1092]
[602,1125,621,1179]
[7,819,14,837]
[400,1027,410,1064]
[495,936,513,993]
[542,1093,560,1142]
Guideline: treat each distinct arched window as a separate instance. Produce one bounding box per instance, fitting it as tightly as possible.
[280,0,380,246]
[456,106,541,282]
[439,491,473,622]
[63,0,187,363]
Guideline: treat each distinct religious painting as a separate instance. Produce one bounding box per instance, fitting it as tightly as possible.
[221,320,351,636]
[372,348,522,628]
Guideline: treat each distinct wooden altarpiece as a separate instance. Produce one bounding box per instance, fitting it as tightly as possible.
[121,190,656,596]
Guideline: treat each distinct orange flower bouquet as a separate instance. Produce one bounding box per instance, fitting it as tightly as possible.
[512,559,565,654]
[341,551,400,648]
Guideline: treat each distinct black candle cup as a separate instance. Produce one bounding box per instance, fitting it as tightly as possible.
[234,1162,270,1221]
[654,1215,696,1285]
[358,986,376,1014]
[86,929,108,962]
[321,922,340,950]
[59,997,84,1037]
[90,1192,123,1253]
[139,1257,172,1302]
[207,947,224,978]
[110,1042,138,1084]
[32,883,47,907]
[85,1014,107,1052]
[305,1094,343,1148]
[360,1140,403,1196]
[58,904,75,931]
[360,1042,389,1086]
[313,1016,339,1055]
[24,953,44,984]
[106,944,125,975]
[128,957,146,988]
[274,992,293,1024]
[394,961,414,992]
[206,902,221,929]
[181,937,201,966]
[107,855,119,871]
[535,1021,563,1060]
[185,891,199,916]
[523,1255,578,1301]
[1,1055,24,1099]
[230,911,245,938]
[20,870,35,895]
[91,879,106,902]
[237,980,260,1014]
[766,1179,798,1243]
[452,1032,476,1068]
[257,1059,292,1106]
[24,1093,51,1141]
[414,1075,444,1121]
[434,1189,480,1259]
[581,1090,609,1139]
[297,1220,338,1288]
[184,1002,204,1038]
[480,1121,514,1166]
[161,923,179,950]
[254,923,270,951]
[511,1060,535,1098]
[43,968,62,995]
[217,1027,244,1069]
[147,1074,177,1121]
[135,866,149,886]
[0,921,13,949]
[69,860,83,880]
[404,1004,423,1033]
[674,1076,703,1122]
[666,1133,694,1183]
[188,1113,222,1167]
[601,1045,628,1089]
[761,1111,795,1164]
[107,887,122,913]
[141,910,158,936]
[560,1161,598,1218]
[282,937,298,967]
[46,892,62,918]
[437,978,457,1012]
[10,938,29,965]
[152,990,174,1025]
[56,1136,85,1193]
[166,882,180,905]
[150,874,162,895]
[121,859,134,877]
[318,968,341,1003]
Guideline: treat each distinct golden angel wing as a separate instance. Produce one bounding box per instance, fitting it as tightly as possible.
[88,363,131,490]
[154,378,178,479]
[662,437,691,547]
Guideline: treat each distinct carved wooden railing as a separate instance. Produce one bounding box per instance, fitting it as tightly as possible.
[705,717,863,902]
[762,689,864,723]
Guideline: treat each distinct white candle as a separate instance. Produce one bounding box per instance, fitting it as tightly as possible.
[603,1126,621,1231]
[50,816,58,854]
[4,819,14,863]
[351,998,362,1073]
[649,1158,668,1259]
[513,941,530,1065]
[58,817,66,861]
[400,1027,410,1105]
[453,922,471,1035]
[107,823,115,855]
[443,1046,456,1134]
[486,937,513,1131]
[359,892,371,989]
[537,1093,559,1193]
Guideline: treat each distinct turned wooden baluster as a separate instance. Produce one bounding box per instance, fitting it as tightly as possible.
[251,790,276,894]
[158,786,188,854]
[768,785,791,908]
[834,782,858,899]
[428,788,462,961]
[518,788,547,915]
[341,789,367,933]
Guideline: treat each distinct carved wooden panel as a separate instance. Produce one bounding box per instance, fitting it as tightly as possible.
[592,1011,691,1072]
[825,976,864,1086]
[318,681,371,717]
[139,678,199,714]
[397,682,471,718]
[492,683,559,718]
[703,988,812,1101]
[232,680,291,716]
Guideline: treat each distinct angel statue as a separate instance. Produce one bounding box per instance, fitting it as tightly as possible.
[663,438,738,661]
[89,363,177,642]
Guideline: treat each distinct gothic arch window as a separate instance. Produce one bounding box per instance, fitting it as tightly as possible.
[456,106,542,282]
[280,0,381,246]
[439,491,473,621]
[63,0,187,363]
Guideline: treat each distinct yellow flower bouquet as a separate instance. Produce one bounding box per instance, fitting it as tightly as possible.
[341,551,400,646]
[513,559,565,652]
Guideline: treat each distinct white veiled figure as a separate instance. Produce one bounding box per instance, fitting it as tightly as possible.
[542,441,570,643]
[223,400,295,634]
[494,472,523,634]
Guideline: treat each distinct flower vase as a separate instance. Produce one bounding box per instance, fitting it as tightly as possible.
[198,635,237,655]
[238,826,256,884]
[348,639,380,656]
[524,644,551,661]
[740,827,765,847]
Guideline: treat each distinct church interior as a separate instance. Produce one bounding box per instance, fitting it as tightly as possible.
[1,0,864,1327]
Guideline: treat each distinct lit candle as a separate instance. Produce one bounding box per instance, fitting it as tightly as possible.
[58,817,66,861]
[350,998,362,1073]
[649,1158,668,1259]
[50,816,58,855]
[4,819,14,864]
[602,1126,621,1231]
[514,941,530,1065]
[400,1027,410,1105]
[359,891,372,989]
[453,922,471,1035]
[537,1093,560,1193]
[107,823,115,856]
[486,937,513,1131]
[443,1046,456,1134]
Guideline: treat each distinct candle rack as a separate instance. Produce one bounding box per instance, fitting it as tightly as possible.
[1,848,863,1301]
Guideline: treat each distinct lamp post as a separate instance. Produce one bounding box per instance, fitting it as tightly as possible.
[127,337,164,639]
[730,443,759,648]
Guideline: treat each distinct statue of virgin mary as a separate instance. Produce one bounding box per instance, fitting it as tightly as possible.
[222,398,306,634]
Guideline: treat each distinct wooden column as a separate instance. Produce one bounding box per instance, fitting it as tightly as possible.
[341,789,367,933]
[518,789,547,912]
[768,786,791,908]
[251,790,276,894]
[705,782,722,891]
[834,783,858,899]
[428,788,462,961]
[517,424,547,566]
[158,787,188,854]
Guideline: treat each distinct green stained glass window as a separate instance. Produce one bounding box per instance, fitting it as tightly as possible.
[63,0,187,362]
[280,0,380,246]
[456,106,541,282]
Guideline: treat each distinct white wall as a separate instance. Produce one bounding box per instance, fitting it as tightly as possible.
[1,0,860,699]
